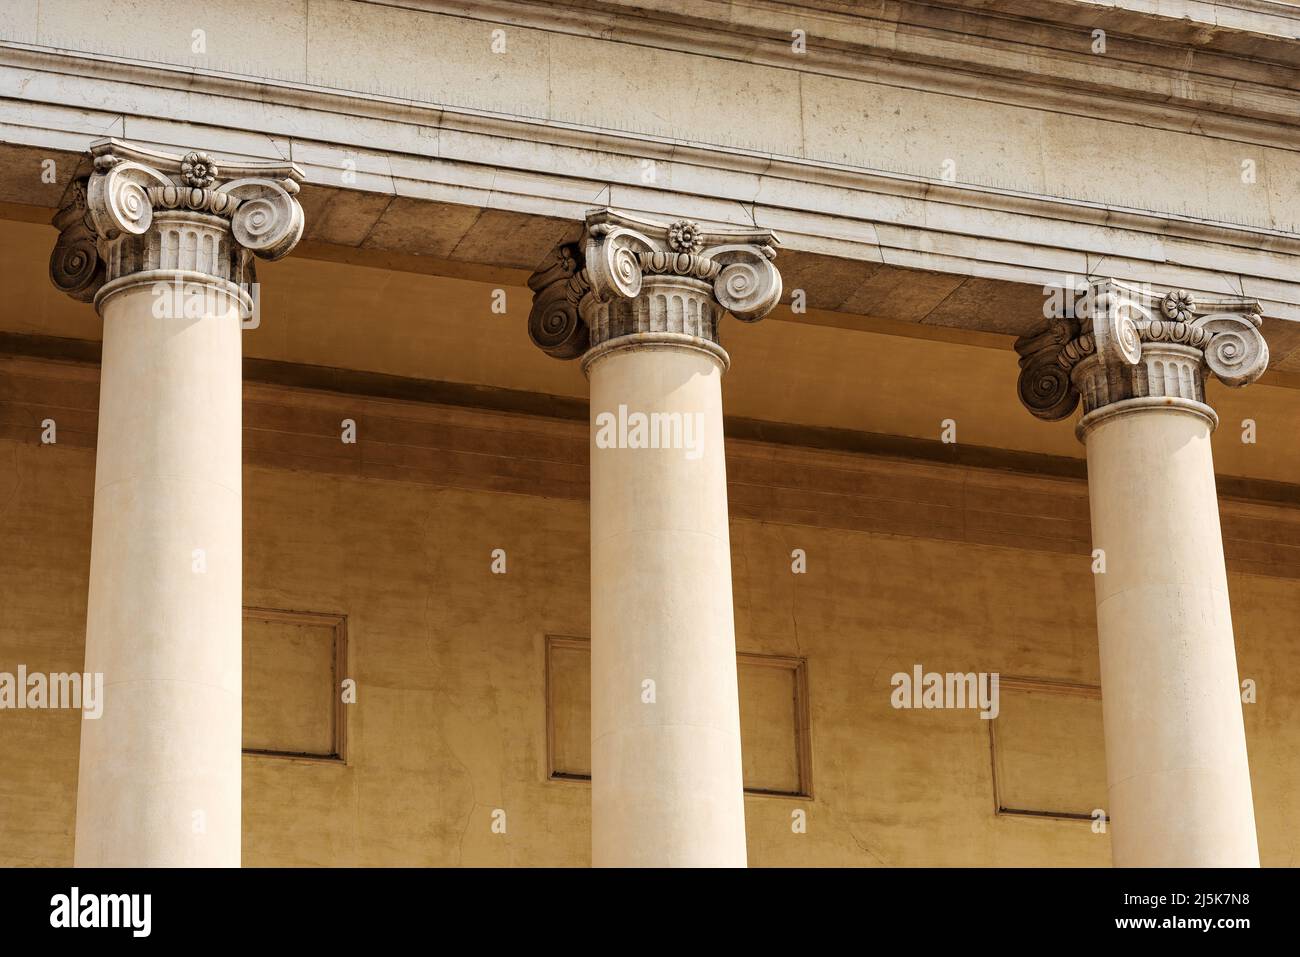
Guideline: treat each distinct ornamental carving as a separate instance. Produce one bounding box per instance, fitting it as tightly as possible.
[49,138,306,304]
[180,151,218,188]
[1015,280,1268,421]
[526,209,782,359]
[667,220,705,254]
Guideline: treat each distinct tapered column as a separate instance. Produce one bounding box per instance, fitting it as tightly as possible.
[1017,281,1267,866]
[50,139,304,866]
[529,211,781,866]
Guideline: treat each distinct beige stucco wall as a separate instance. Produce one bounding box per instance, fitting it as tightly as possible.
[1,366,1297,866]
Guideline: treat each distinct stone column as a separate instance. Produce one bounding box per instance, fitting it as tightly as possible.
[1016,280,1268,867]
[529,211,781,866]
[50,139,304,866]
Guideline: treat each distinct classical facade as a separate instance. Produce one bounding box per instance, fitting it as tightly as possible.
[1,0,1298,868]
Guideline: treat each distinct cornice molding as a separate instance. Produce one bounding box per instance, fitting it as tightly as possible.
[6,43,1300,254]
[7,0,1300,150]
[355,0,1300,137]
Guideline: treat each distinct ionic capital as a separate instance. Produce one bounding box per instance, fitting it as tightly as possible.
[527,209,781,370]
[49,138,305,311]
[1015,279,1268,436]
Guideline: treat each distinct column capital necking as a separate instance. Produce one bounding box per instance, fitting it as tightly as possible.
[526,208,782,365]
[1015,278,1269,435]
[49,138,306,310]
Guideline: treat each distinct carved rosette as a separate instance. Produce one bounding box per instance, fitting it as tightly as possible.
[526,209,781,367]
[1015,280,1268,433]
[49,139,305,309]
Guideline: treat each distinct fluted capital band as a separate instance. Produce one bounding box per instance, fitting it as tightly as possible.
[526,208,781,367]
[49,138,306,309]
[1015,279,1268,436]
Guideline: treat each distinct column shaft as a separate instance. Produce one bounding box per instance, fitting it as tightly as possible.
[1086,404,1259,866]
[75,282,244,867]
[588,343,747,867]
